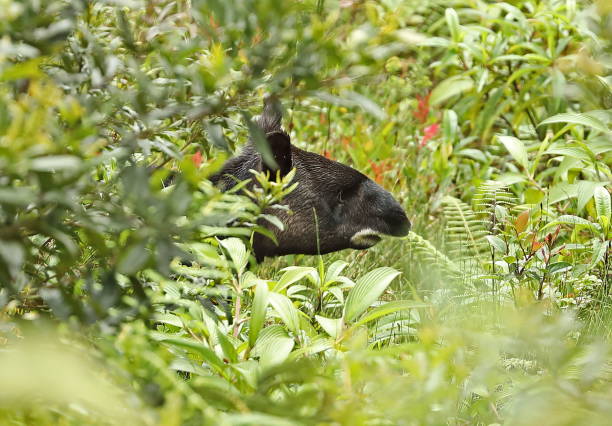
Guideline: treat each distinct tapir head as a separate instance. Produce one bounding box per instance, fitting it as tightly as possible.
[212,99,411,261]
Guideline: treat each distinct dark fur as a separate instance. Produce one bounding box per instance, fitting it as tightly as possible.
[212,100,410,261]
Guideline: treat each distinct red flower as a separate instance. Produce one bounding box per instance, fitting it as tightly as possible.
[419,123,440,147]
[192,151,202,168]
[414,93,431,123]
[323,150,333,159]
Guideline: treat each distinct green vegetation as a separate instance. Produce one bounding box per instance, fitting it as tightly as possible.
[1,0,610,424]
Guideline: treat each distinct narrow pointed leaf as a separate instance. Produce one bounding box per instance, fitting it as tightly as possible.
[219,237,248,276]
[539,112,610,134]
[315,315,344,338]
[352,300,429,328]
[159,337,226,376]
[324,260,349,284]
[430,76,474,106]
[497,135,529,170]
[274,267,318,292]
[249,281,269,347]
[268,292,301,333]
[593,186,611,219]
[217,331,238,364]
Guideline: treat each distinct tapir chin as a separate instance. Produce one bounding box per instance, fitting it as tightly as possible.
[211,99,411,261]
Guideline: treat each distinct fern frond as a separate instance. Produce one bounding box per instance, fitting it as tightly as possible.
[473,180,516,212]
[405,231,461,277]
[442,196,490,274]
[472,180,517,234]
[442,196,489,266]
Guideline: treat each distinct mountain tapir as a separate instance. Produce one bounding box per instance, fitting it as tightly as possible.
[211,99,410,261]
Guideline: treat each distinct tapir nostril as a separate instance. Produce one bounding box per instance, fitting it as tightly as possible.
[386,208,411,236]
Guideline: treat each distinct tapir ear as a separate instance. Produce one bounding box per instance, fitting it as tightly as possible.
[263,131,292,177]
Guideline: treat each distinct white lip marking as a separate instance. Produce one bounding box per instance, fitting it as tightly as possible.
[351,228,383,247]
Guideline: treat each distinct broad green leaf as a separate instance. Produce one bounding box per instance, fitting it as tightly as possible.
[30,155,82,172]
[486,235,507,253]
[315,315,344,338]
[171,264,228,279]
[231,361,259,388]
[117,242,149,275]
[497,135,529,170]
[205,123,228,150]
[548,182,578,204]
[219,237,248,276]
[496,173,528,185]
[507,65,541,85]
[395,29,448,47]
[443,109,458,142]
[328,287,344,304]
[546,262,572,275]
[593,186,611,219]
[286,284,309,299]
[456,148,487,162]
[252,325,294,367]
[343,267,401,323]
[241,270,263,289]
[0,58,45,81]
[577,181,601,214]
[260,214,284,231]
[542,215,598,231]
[445,8,461,42]
[249,281,269,348]
[159,337,226,376]
[430,76,474,106]
[217,331,238,364]
[525,187,545,204]
[153,313,182,328]
[268,292,301,333]
[188,243,226,267]
[324,260,349,284]
[539,112,610,134]
[545,146,590,161]
[352,300,429,328]
[490,54,529,63]
[274,267,318,292]
[0,188,37,206]
[598,215,609,233]
[200,225,253,238]
[288,337,334,359]
[590,240,609,268]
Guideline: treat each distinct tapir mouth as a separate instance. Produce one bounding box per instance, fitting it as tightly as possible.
[350,229,383,248]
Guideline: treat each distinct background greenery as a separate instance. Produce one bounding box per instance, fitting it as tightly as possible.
[0,0,610,424]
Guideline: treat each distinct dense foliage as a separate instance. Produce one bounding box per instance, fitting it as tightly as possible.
[1,0,610,424]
